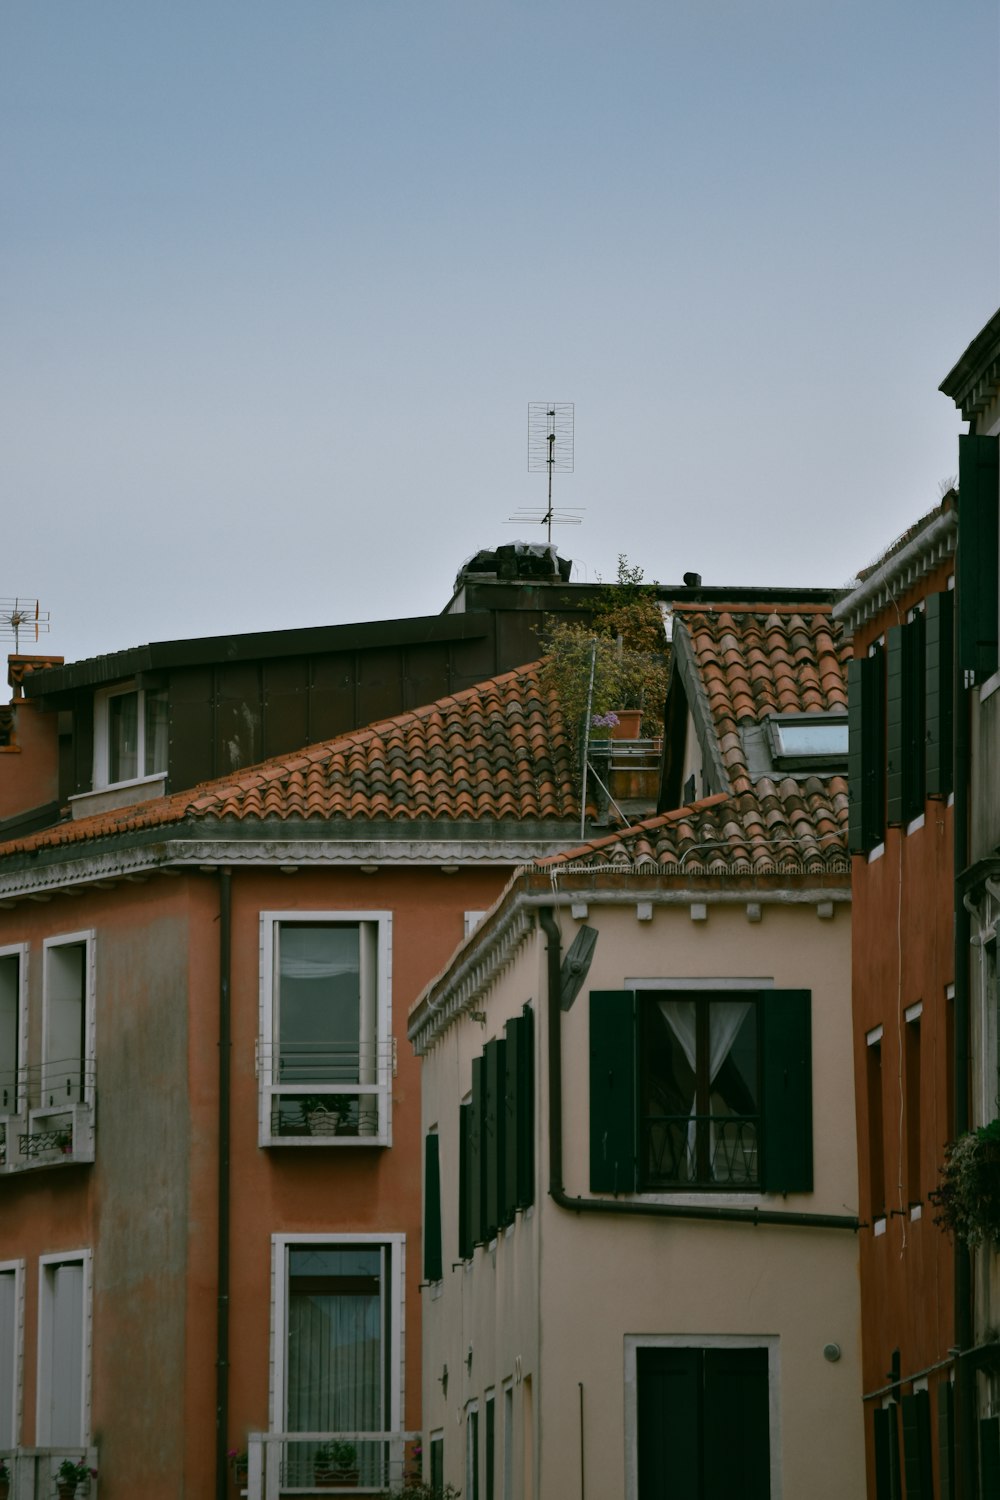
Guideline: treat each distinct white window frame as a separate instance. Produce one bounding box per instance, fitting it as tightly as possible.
[502,1381,514,1500]
[258,911,392,1147]
[40,931,96,1113]
[624,1334,781,1500]
[0,1259,25,1450]
[92,680,168,791]
[465,1398,480,1500]
[36,1249,92,1446]
[0,943,28,1118]
[269,1232,406,1480]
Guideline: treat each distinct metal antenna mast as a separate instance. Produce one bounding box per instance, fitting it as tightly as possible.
[510,402,580,543]
[0,598,50,654]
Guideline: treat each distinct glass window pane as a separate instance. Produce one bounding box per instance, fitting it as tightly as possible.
[108,691,139,782]
[144,690,169,775]
[708,1001,758,1184]
[774,720,848,756]
[278,925,361,1085]
[644,1000,697,1185]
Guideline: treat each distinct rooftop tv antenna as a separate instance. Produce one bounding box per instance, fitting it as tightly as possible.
[0,598,50,653]
[509,402,581,544]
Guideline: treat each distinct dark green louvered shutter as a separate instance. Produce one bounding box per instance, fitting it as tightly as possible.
[873,1404,902,1499]
[982,1415,1000,1500]
[901,1390,933,1499]
[937,1380,955,1500]
[848,657,866,853]
[702,1348,771,1499]
[760,989,812,1193]
[517,1004,534,1209]
[484,1037,505,1238]
[886,625,905,825]
[903,612,926,821]
[458,1102,473,1260]
[424,1132,443,1282]
[958,432,1000,682]
[926,591,954,798]
[469,1057,485,1246]
[503,1016,520,1222]
[589,990,637,1193]
[636,1348,700,1496]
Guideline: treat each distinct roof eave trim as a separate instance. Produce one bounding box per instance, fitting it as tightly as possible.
[832,510,957,634]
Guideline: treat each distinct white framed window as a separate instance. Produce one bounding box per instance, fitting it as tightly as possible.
[502,1382,514,1500]
[466,1399,480,1500]
[37,1250,92,1447]
[93,681,168,790]
[625,1334,781,1500]
[270,1233,405,1491]
[259,912,392,1147]
[0,944,28,1117]
[41,932,96,1111]
[0,1260,25,1450]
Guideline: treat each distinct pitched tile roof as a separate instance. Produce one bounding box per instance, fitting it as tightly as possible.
[674,600,848,796]
[0,662,580,858]
[538,600,850,878]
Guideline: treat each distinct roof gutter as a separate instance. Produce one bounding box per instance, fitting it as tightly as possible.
[539,905,859,1231]
[832,511,957,634]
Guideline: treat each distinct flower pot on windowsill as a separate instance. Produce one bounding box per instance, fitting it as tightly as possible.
[306,1107,341,1136]
[315,1470,360,1488]
[610,708,642,739]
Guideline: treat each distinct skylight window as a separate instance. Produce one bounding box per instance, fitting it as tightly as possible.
[765,713,848,770]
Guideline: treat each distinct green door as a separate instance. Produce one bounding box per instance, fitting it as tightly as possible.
[637,1345,770,1499]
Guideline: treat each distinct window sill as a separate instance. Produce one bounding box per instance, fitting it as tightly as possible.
[873,1216,887,1237]
[979,667,1000,703]
[70,773,167,820]
[906,813,925,835]
[0,1102,95,1173]
[261,1133,389,1149]
[867,842,886,864]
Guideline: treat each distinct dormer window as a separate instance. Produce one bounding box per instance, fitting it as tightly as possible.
[94,682,168,789]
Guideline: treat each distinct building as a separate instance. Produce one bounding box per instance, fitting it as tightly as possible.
[409,596,865,1499]
[834,500,959,1496]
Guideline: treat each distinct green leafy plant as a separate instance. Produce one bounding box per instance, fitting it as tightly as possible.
[374,1483,461,1499]
[0,1458,9,1481]
[57,1456,97,1485]
[539,555,669,772]
[316,1440,358,1470]
[930,1118,1000,1248]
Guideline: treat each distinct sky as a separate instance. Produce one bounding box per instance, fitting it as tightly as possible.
[2,1,999,665]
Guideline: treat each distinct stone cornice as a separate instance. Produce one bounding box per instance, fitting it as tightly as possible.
[832,509,956,636]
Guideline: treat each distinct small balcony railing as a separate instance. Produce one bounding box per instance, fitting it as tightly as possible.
[258,1040,393,1147]
[4,1445,99,1500]
[244,1430,419,1498]
[0,1059,96,1174]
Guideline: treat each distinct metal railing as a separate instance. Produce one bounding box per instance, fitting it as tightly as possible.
[0,1059,97,1173]
[245,1430,420,1498]
[258,1040,393,1142]
[4,1446,99,1500]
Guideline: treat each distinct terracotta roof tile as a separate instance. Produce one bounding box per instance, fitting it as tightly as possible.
[0,661,583,858]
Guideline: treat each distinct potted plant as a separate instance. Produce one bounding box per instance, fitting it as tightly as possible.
[315,1440,360,1488]
[301,1097,341,1136]
[0,1456,10,1500]
[374,1483,461,1499]
[930,1118,1000,1248]
[228,1447,249,1487]
[56,1456,96,1499]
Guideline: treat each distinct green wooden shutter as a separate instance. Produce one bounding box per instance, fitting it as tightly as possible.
[636,1348,700,1496]
[937,1379,955,1500]
[702,1348,770,1500]
[958,432,1000,682]
[760,989,812,1193]
[982,1415,1000,1500]
[903,612,926,821]
[424,1132,443,1282]
[503,1016,521,1224]
[865,646,887,848]
[874,1405,902,1500]
[517,1004,534,1210]
[589,991,637,1193]
[469,1058,485,1246]
[484,1038,505,1239]
[901,1390,933,1500]
[926,591,954,799]
[848,657,866,853]
[886,624,904,826]
[458,1102,473,1260]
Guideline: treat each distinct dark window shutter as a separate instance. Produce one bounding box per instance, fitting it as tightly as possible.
[903,612,926,821]
[848,658,866,853]
[484,1038,505,1239]
[926,591,954,798]
[469,1057,485,1245]
[702,1348,771,1500]
[937,1379,955,1500]
[517,1004,534,1210]
[901,1390,933,1500]
[958,432,1000,682]
[636,1348,700,1495]
[458,1103,473,1260]
[886,624,905,826]
[503,1016,521,1224]
[874,1405,902,1500]
[424,1132,443,1282]
[589,990,637,1193]
[760,989,812,1193]
[982,1415,1000,1500]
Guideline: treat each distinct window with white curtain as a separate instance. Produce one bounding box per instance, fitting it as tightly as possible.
[640,993,759,1187]
[273,1235,404,1491]
[260,913,392,1146]
[93,682,168,789]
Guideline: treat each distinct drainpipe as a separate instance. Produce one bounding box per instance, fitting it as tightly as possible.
[217,868,233,1500]
[953,527,975,1500]
[538,906,859,1231]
